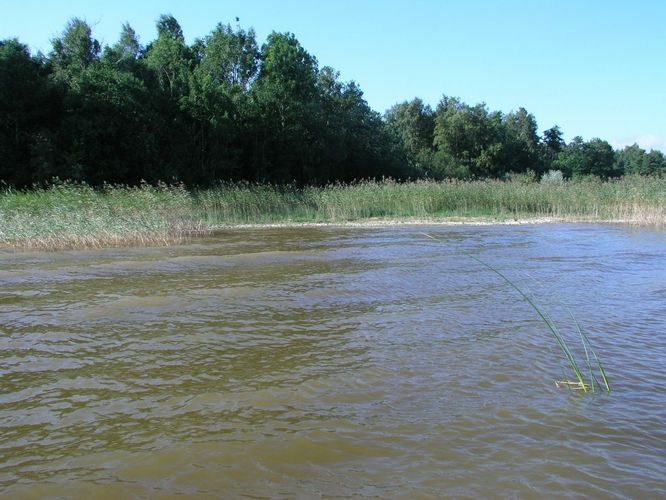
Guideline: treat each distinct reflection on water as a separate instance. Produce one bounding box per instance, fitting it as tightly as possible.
[1,224,666,496]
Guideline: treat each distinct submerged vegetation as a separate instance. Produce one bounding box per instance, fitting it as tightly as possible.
[1,176,664,250]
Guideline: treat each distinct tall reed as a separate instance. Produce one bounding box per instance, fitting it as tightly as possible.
[1,176,664,250]
[0,181,206,250]
[194,176,666,225]
[423,232,610,393]
[474,256,609,393]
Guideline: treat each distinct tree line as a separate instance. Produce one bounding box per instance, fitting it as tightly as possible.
[1,16,664,187]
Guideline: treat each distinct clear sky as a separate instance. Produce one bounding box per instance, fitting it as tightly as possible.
[3,0,665,151]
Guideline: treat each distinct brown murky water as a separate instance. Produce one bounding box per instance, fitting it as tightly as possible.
[1,224,665,497]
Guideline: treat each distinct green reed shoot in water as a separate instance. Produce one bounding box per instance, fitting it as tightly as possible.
[423,233,610,393]
[566,305,611,392]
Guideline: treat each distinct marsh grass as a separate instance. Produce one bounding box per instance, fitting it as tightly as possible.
[1,176,664,250]
[194,176,666,225]
[0,181,207,250]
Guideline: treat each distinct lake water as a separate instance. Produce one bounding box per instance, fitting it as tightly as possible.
[1,224,665,497]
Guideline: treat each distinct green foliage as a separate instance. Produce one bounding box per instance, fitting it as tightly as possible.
[433,97,507,179]
[146,15,192,98]
[103,23,142,70]
[0,39,54,186]
[503,108,540,174]
[553,137,620,179]
[194,23,259,91]
[248,31,321,181]
[184,23,260,182]
[56,63,155,183]
[541,125,565,172]
[615,144,666,176]
[384,98,436,177]
[0,16,662,187]
[543,126,565,152]
[317,77,403,182]
[50,18,101,85]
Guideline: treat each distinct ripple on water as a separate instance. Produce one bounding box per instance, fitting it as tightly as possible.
[1,224,665,496]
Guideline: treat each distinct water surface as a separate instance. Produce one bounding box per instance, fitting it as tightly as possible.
[1,224,665,497]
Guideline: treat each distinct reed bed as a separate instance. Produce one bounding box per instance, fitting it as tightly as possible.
[1,176,664,250]
[195,176,666,225]
[0,182,206,250]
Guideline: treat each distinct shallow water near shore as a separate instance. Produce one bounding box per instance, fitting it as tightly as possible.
[1,224,665,497]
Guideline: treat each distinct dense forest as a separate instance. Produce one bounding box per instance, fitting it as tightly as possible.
[1,16,665,187]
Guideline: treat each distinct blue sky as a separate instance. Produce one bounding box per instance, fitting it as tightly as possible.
[3,0,665,151]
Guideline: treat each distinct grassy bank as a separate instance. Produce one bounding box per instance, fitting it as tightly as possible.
[1,176,664,250]
[0,182,206,250]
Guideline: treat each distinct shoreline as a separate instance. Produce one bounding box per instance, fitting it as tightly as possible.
[1,215,650,253]
[3,177,663,251]
[208,215,637,230]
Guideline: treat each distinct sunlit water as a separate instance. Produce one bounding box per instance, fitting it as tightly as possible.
[1,224,665,497]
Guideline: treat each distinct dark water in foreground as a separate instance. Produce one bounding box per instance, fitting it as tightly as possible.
[1,224,665,498]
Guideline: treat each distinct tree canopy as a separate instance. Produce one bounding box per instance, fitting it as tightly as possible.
[0,16,663,187]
